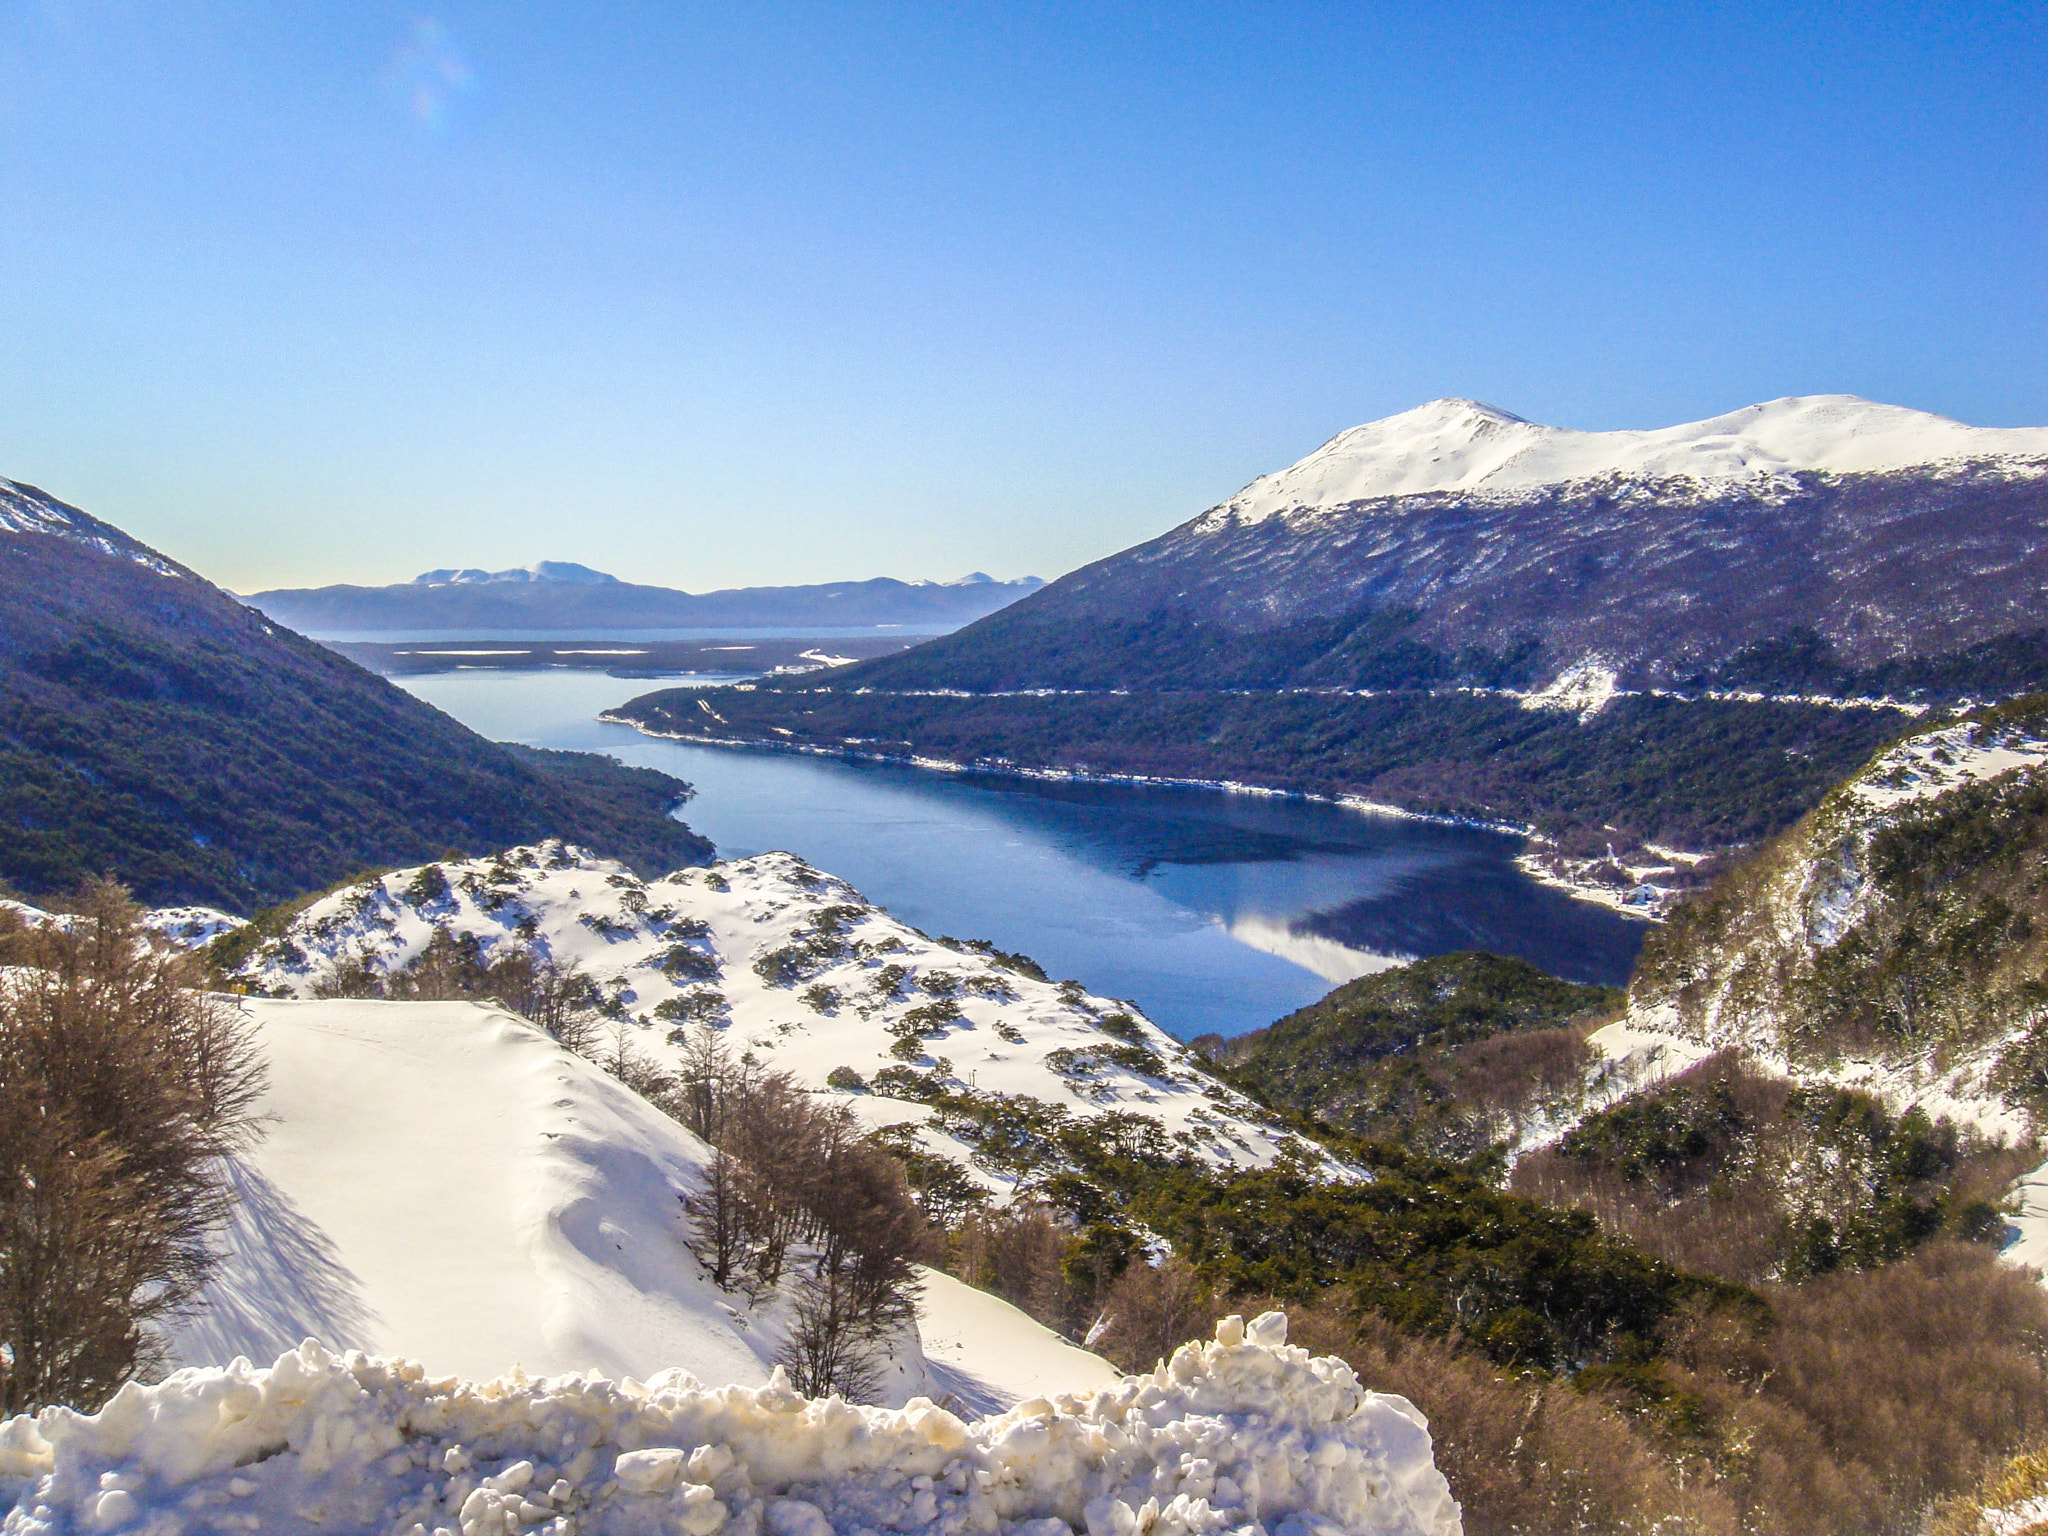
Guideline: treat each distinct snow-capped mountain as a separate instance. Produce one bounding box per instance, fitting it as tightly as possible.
[223,844,1330,1194]
[1207,395,2048,522]
[413,561,620,586]
[821,394,2048,693]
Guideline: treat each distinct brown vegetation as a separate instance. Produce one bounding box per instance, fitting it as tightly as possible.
[0,882,265,1412]
[664,1027,925,1401]
[1514,1052,2027,1284]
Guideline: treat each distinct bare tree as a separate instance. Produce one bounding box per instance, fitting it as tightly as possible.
[365,928,602,1051]
[775,1127,924,1400]
[0,881,265,1412]
[1091,1256,1218,1373]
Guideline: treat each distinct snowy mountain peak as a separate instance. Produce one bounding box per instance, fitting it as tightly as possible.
[413,561,619,587]
[1211,394,2048,525]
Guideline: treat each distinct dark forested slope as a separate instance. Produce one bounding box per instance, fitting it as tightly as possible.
[1209,952,1620,1156]
[0,480,710,910]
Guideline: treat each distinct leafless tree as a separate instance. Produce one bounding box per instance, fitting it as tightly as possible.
[0,881,266,1412]
[775,1123,924,1399]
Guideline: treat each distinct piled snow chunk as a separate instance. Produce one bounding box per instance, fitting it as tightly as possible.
[0,1316,1459,1536]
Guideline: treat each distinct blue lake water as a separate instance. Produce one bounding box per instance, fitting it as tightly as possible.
[400,669,1648,1039]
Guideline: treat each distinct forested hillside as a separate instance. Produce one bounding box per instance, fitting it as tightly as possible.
[0,479,710,910]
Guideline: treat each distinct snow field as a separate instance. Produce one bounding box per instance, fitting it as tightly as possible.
[228,845,1329,1196]
[164,997,779,1390]
[1845,721,2048,812]
[0,1315,1460,1536]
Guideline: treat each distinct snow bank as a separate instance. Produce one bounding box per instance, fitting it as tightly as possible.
[0,1314,1458,1536]
[162,997,785,1391]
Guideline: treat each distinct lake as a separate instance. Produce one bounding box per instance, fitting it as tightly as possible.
[400,669,1648,1038]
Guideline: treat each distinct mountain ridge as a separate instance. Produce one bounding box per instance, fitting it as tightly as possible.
[247,570,1046,635]
[617,396,2048,858]
[0,483,712,910]
[1211,394,2048,520]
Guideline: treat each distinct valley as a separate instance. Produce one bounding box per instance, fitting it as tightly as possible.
[636,397,2048,866]
[10,401,2048,1536]
[397,668,1649,1033]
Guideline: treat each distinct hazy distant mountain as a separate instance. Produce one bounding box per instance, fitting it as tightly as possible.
[245,564,1045,634]
[0,478,710,911]
[412,561,619,586]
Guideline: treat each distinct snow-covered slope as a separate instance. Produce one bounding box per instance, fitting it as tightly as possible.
[166,997,769,1389]
[226,844,1327,1195]
[0,477,186,578]
[1581,706,2048,1160]
[0,1315,1460,1536]
[1209,396,2048,524]
[164,994,1115,1415]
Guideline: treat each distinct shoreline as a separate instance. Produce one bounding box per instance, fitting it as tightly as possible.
[599,712,1671,921]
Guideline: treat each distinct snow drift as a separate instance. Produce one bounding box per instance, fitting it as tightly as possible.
[157,994,1111,1416]
[0,1314,1459,1536]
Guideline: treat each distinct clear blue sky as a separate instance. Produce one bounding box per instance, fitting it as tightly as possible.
[1,2,2042,592]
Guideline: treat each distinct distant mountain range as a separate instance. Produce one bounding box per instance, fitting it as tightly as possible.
[612,396,2048,856]
[244,563,1045,634]
[0,479,711,911]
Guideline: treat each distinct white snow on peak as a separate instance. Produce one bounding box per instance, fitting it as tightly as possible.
[1210,395,2048,524]
[413,561,619,586]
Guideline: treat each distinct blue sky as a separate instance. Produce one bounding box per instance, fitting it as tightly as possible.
[1,2,2042,592]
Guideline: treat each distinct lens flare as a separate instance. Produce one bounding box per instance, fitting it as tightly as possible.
[380,18,476,129]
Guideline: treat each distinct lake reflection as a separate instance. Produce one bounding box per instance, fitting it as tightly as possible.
[398,669,1647,1037]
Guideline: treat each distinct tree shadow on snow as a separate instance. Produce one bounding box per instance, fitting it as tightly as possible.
[164,1156,384,1370]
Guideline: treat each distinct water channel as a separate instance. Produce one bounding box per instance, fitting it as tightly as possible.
[398,668,1648,1038]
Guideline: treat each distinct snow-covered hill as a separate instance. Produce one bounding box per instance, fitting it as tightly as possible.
[158,993,1113,1414]
[1207,396,2048,523]
[1533,706,2048,1281]
[0,1315,1461,1536]
[807,394,2048,702]
[1617,708,2048,1131]
[224,844,1327,1196]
